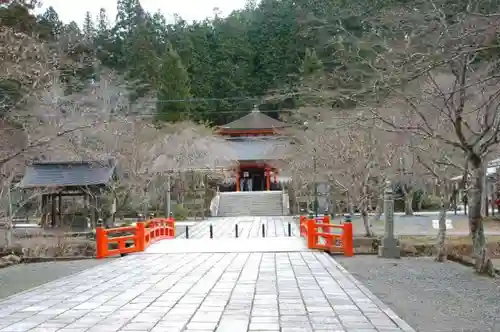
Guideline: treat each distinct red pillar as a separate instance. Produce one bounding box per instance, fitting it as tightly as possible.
[236,167,240,192]
[265,167,270,191]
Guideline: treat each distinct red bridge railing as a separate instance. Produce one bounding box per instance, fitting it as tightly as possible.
[95,217,175,259]
[300,215,353,256]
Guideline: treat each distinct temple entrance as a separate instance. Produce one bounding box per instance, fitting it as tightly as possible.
[240,168,265,191]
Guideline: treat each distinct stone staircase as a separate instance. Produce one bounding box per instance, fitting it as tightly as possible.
[217,191,285,216]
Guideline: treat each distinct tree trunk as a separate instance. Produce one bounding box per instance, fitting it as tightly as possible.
[361,210,373,237]
[348,202,355,216]
[361,199,374,237]
[373,193,383,221]
[469,157,495,276]
[4,221,13,248]
[436,188,448,262]
[417,196,423,211]
[481,161,488,216]
[404,194,414,216]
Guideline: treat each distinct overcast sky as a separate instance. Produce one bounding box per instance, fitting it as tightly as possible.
[37,0,249,26]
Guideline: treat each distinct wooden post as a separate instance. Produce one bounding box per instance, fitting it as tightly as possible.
[58,192,62,227]
[50,194,56,227]
[342,220,354,257]
[265,168,270,191]
[95,193,100,228]
[306,218,316,249]
[95,227,107,258]
[136,222,146,251]
[41,195,47,227]
[168,215,175,237]
[236,168,240,192]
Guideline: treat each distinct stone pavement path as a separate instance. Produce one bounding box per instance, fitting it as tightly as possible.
[177,216,299,239]
[0,252,413,332]
[0,216,416,332]
[146,237,308,254]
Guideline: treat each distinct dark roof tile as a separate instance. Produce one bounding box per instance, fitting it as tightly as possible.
[220,108,289,130]
[18,160,116,188]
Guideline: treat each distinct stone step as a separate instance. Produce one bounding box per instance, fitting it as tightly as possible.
[218,192,283,217]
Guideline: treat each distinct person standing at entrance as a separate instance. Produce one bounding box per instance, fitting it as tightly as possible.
[242,171,249,191]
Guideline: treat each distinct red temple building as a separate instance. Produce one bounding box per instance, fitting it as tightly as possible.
[217,107,291,192]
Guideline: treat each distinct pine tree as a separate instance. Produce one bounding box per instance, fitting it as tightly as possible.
[113,0,146,69]
[95,8,117,67]
[38,6,63,39]
[301,48,323,76]
[115,0,144,39]
[97,8,109,33]
[82,11,95,43]
[155,45,192,123]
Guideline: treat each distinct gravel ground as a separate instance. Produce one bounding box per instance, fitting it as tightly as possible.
[337,256,500,332]
[0,259,108,300]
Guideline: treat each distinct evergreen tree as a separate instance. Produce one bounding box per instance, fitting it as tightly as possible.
[115,0,145,39]
[0,1,37,33]
[82,11,95,43]
[155,45,192,122]
[97,8,109,33]
[95,8,120,68]
[37,6,63,40]
[6,0,493,124]
[113,0,147,69]
[124,14,163,99]
[301,48,323,77]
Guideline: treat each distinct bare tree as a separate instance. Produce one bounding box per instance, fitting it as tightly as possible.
[0,80,117,242]
[0,27,93,168]
[286,113,340,215]
[62,75,237,222]
[286,109,395,236]
[333,122,396,236]
[413,138,465,261]
[362,2,500,274]
[392,140,424,216]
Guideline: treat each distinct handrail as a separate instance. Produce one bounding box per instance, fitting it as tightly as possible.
[95,216,175,259]
[299,215,353,257]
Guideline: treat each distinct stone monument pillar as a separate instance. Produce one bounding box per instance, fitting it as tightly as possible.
[378,181,400,258]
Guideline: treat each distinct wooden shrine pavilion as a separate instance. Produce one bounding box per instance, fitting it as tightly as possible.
[217,107,291,192]
[17,160,118,228]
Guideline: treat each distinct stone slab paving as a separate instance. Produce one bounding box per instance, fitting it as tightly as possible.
[146,237,308,254]
[177,216,299,239]
[0,251,414,332]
